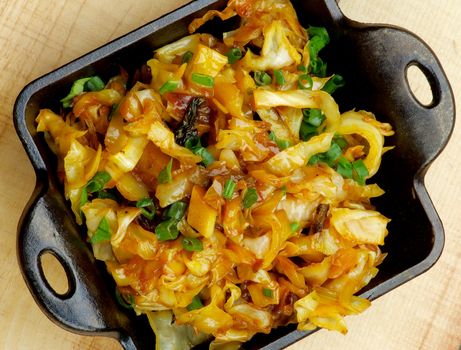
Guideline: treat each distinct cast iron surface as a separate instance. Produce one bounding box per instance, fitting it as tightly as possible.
[13,0,455,349]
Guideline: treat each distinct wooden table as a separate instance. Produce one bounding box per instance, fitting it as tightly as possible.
[1,1,460,349]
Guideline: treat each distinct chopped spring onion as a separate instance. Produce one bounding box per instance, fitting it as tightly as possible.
[298,74,313,90]
[159,80,179,94]
[60,77,91,108]
[80,187,88,208]
[303,108,325,127]
[352,159,369,185]
[333,134,348,149]
[297,64,307,73]
[187,295,204,311]
[274,69,285,85]
[60,76,106,108]
[97,190,117,201]
[299,122,318,141]
[290,222,300,233]
[262,288,273,298]
[85,76,105,91]
[191,73,214,87]
[164,201,187,221]
[185,136,215,166]
[155,218,180,241]
[182,237,203,252]
[194,147,215,167]
[254,71,272,86]
[136,197,156,221]
[243,188,258,209]
[322,74,345,94]
[226,48,243,64]
[308,153,322,165]
[223,179,237,200]
[158,158,173,184]
[269,131,291,150]
[336,156,353,179]
[86,171,112,193]
[324,142,342,165]
[90,217,111,244]
[181,51,193,64]
[307,26,330,77]
[281,185,287,196]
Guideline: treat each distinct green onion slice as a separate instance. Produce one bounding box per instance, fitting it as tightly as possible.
[243,188,258,209]
[86,171,111,193]
[254,71,272,86]
[333,134,348,149]
[85,76,105,91]
[158,158,173,184]
[298,74,313,90]
[336,156,353,179]
[297,64,307,73]
[226,48,243,64]
[187,295,204,311]
[60,77,91,108]
[290,222,300,233]
[352,159,369,185]
[191,73,214,87]
[303,108,325,127]
[262,288,273,298]
[136,197,156,221]
[80,187,88,208]
[159,80,179,94]
[181,51,193,64]
[274,70,285,85]
[164,201,187,221]
[223,179,237,200]
[182,237,203,252]
[299,121,318,141]
[324,142,342,165]
[155,218,180,241]
[185,136,215,166]
[322,74,345,95]
[90,217,111,244]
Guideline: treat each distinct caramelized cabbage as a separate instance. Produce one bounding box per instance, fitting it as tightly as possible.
[36,0,394,348]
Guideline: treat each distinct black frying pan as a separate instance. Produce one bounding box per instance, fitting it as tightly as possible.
[13,0,455,349]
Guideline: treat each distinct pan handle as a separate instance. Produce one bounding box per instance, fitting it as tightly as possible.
[17,185,123,337]
[352,25,455,166]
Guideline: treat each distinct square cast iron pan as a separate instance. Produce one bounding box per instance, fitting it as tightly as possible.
[13,0,455,349]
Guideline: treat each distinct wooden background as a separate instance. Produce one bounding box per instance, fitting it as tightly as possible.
[0,0,460,349]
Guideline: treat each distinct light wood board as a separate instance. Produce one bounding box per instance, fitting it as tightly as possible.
[0,1,460,349]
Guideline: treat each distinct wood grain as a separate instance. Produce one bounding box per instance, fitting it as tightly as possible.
[0,1,460,349]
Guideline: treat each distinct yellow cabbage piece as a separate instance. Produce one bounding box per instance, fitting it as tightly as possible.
[241,20,301,71]
[264,132,334,176]
[330,208,390,245]
[147,310,210,350]
[338,110,387,177]
[253,89,340,131]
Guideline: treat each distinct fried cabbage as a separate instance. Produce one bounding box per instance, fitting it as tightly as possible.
[36,0,394,348]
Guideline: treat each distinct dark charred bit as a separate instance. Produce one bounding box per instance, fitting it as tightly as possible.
[240,281,252,302]
[175,97,209,146]
[309,203,330,235]
[131,64,152,86]
[270,292,298,326]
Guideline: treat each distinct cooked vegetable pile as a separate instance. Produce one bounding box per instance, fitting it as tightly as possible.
[36,0,394,348]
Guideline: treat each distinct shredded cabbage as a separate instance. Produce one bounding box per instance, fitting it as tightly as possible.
[36,0,394,348]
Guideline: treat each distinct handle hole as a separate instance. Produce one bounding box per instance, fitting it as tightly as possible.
[406,64,434,107]
[39,251,72,297]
